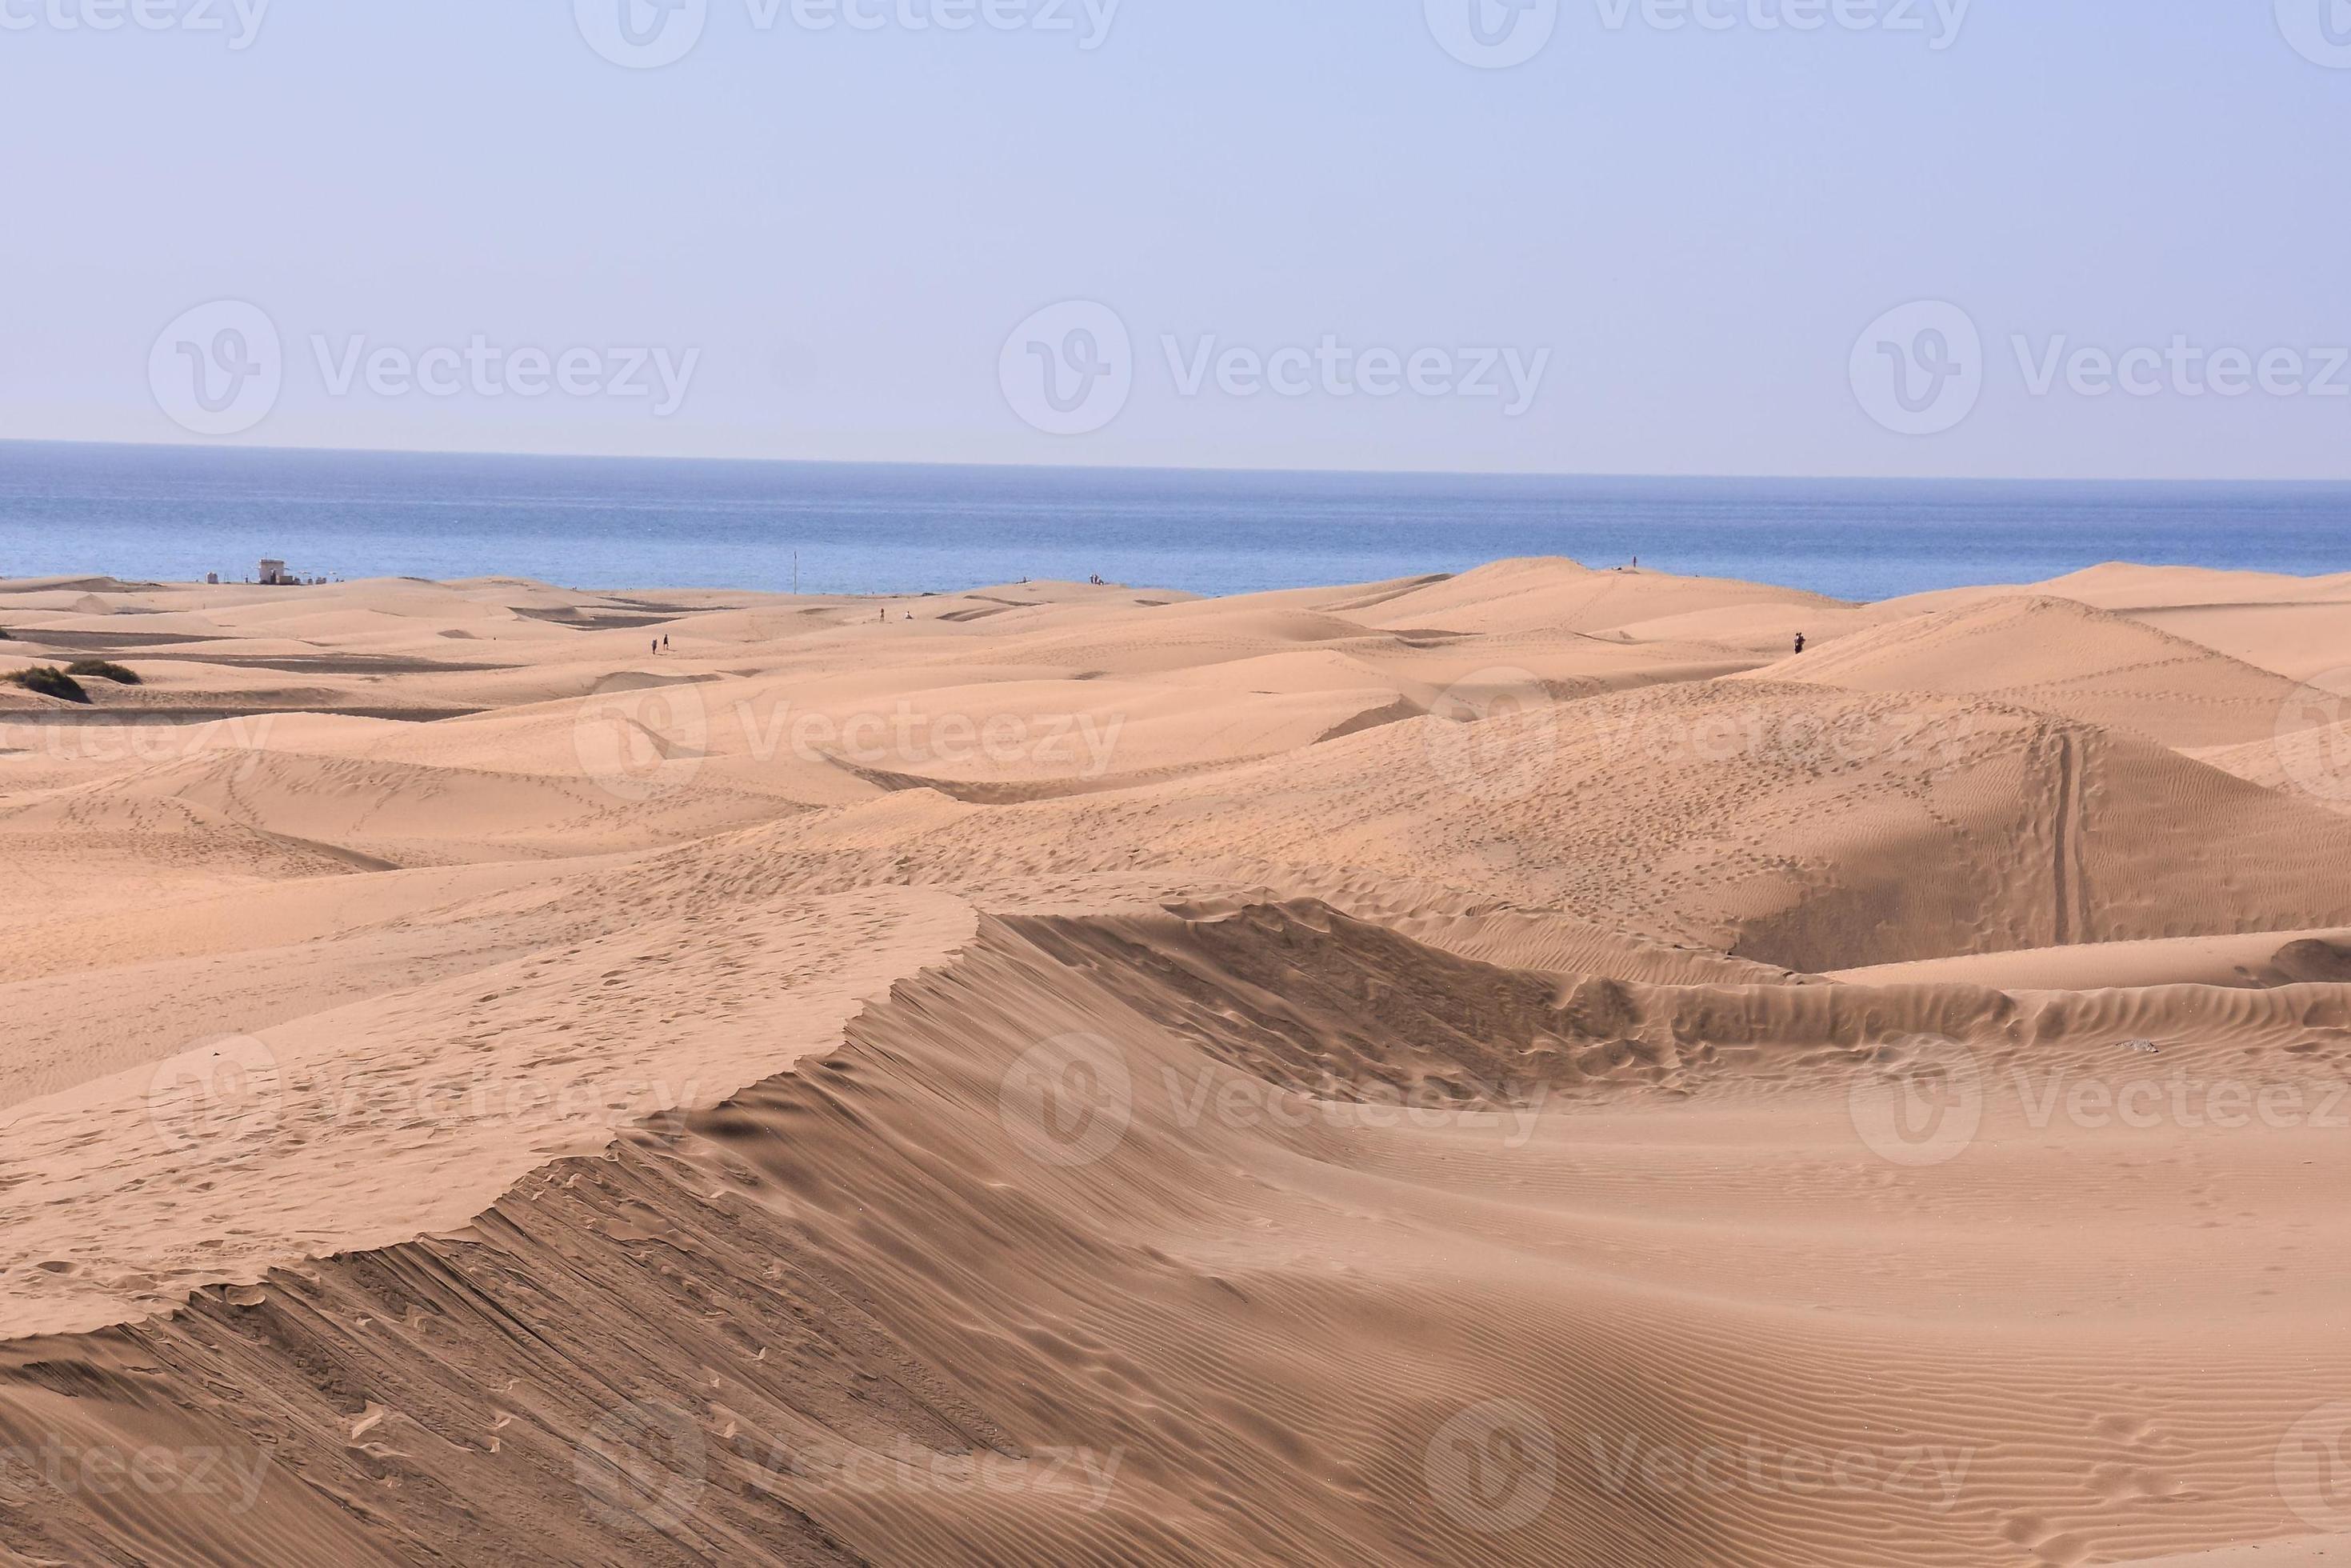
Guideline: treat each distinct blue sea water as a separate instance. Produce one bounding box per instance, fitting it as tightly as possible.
[2,442,2346,604]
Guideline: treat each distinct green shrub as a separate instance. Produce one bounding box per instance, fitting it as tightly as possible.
[65,658,140,685]
[5,666,90,703]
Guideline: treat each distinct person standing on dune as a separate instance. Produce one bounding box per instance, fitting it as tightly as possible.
[1794,634,1807,654]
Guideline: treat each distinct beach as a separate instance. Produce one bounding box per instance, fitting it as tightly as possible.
[3,557,2351,1565]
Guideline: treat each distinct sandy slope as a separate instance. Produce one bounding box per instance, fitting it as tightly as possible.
[1743,595,2313,750]
[4,558,2351,1566]
[1827,930,2351,991]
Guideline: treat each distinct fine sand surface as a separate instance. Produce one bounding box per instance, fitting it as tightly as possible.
[4,560,2351,1565]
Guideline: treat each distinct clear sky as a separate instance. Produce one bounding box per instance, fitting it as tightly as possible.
[2,1,2345,477]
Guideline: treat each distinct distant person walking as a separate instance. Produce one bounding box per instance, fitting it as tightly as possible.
[1793,634,1807,655]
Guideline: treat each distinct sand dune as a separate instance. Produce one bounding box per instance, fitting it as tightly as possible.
[2117,1541,2351,1567]
[1745,594,2312,750]
[6,558,2351,1566]
[703,679,2351,971]
[2034,562,2351,611]
[1826,929,2351,992]
[1863,565,2351,685]
[2194,714,2351,810]
[1353,557,1847,638]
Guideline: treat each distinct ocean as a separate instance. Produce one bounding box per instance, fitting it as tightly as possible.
[2,442,2346,604]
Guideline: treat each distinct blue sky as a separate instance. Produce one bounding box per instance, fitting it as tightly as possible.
[2,1,2345,477]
